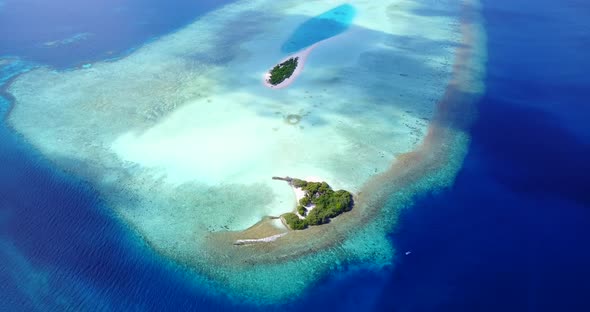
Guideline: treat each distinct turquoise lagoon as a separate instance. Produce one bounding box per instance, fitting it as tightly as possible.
[6,0,486,303]
[281,4,356,53]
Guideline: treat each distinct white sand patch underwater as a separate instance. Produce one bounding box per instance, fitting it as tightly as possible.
[6,0,487,304]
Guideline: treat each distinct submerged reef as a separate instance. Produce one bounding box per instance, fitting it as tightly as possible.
[43,32,91,48]
[5,0,487,305]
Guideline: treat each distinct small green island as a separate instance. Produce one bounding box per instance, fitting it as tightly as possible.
[274,177,354,230]
[267,57,299,86]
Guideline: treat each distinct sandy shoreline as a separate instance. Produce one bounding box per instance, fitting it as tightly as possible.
[234,233,287,245]
[291,176,322,218]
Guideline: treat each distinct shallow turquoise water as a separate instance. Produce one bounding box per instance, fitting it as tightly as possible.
[3,0,588,311]
[281,4,356,53]
[2,0,474,305]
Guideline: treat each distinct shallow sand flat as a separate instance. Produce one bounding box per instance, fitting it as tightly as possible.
[6,0,486,303]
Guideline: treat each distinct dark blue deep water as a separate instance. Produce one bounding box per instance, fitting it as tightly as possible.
[1,0,589,311]
[0,0,235,68]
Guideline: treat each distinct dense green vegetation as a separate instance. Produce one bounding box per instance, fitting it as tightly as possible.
[282,179,353,230]
[297,205,307,217]
[283,213,308,230]
[268,57,299,85]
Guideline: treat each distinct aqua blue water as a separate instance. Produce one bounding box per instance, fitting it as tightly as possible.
[281,4,356,53]
[1,0,589,311]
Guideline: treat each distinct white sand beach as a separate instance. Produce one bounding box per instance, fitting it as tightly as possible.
[234,233,287,245]
[291,176,322,218]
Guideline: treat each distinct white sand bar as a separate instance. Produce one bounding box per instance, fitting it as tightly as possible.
[234,233,287,245]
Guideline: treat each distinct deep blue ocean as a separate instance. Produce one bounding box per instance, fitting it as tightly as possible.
[1,0,589,311]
